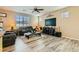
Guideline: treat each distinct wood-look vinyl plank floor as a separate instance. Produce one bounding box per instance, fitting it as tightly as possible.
[3,34,79,52]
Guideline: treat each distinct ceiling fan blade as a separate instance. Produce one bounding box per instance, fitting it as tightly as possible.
[37,9,44,10]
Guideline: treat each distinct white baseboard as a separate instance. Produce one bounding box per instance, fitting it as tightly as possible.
[62,36,79,41]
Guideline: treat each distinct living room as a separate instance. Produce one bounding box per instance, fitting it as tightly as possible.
[0,6,79,52]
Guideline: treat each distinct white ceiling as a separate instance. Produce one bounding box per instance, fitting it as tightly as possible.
[0,6,67,16]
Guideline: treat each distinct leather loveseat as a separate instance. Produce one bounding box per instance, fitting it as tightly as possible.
[16,26,35,36]
[42,27,55,35]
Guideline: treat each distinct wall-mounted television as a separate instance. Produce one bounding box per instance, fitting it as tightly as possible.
[45,18,56,26]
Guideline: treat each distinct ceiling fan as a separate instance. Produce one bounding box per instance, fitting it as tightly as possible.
[31,7,44,13]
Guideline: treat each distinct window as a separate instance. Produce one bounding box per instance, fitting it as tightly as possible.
[16,15,30,28]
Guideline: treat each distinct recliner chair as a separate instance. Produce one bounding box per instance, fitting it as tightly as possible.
[3,31,17,48]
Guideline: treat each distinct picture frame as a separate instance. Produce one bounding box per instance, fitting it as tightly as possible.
[0,12,7,17]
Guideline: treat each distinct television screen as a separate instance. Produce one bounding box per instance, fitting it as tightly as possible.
[45,18,56,26]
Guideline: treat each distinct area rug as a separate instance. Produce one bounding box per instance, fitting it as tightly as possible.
[22,34,60,44]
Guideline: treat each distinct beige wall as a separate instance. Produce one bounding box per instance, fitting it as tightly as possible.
[40,7,79,40]
[0,8,16,31]
[31,16,39,28]
[31,15,45,28]
[0,8,32,31]
[62,7,79,39]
